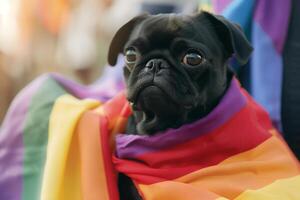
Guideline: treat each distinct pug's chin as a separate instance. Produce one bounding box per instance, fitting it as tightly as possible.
[132,85,187,135]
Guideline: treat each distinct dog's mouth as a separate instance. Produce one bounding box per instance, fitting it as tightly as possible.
[129,85,189,134]
[138,110,159,134]
[130,84,183,112]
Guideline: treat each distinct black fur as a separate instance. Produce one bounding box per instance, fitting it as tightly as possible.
[108,11,253,199]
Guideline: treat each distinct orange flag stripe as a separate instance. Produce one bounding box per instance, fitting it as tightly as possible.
[77,111,109,200]
[138,136,300,200]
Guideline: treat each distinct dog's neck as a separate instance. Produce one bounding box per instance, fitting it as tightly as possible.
[186,69,233,124]
[126,69,234,135]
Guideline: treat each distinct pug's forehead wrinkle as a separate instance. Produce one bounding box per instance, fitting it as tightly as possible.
[124,14,224,64]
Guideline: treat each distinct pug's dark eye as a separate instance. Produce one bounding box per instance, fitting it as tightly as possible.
[125,49,138,70]
[182,52,203,66]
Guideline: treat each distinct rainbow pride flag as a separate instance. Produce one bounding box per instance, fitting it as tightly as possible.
[0,73,125,200]
[0,74,299,200]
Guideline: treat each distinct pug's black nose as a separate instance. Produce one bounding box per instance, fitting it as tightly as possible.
[145,59,168,72]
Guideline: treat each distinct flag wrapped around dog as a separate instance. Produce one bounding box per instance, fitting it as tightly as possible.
[0,74,299,200]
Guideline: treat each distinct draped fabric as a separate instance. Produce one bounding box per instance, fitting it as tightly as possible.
[212,0,292,130]
[0,74,299,200]
[114,78,300,200]
[0,73,125,200]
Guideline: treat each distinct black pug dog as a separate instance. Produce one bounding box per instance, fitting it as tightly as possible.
[108,11,252,200]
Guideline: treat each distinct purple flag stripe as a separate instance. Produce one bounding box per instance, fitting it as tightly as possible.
[254,0,291,53]
[50,73,108,101]
[0,75,48,200]
[50,62,125,102]
[116,78,247,158]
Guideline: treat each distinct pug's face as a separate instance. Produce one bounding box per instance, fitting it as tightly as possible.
[108,12,252,135]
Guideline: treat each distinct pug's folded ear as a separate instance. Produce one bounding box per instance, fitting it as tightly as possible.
[108,13,149,66]
[201,11,253,65]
